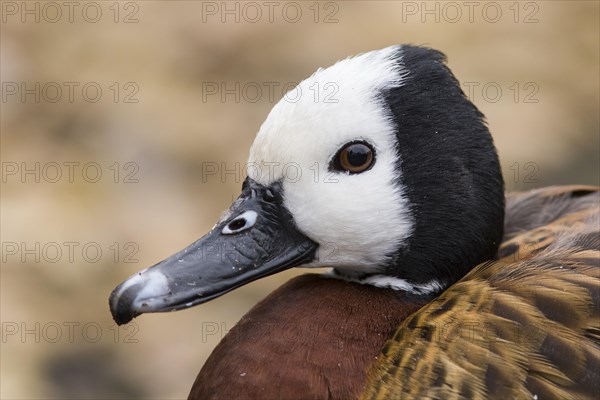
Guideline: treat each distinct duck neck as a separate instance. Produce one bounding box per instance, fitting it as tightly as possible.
[330,268,446,295]
[189,274,432,400]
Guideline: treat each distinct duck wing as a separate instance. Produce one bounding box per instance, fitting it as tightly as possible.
[361,185,599,400]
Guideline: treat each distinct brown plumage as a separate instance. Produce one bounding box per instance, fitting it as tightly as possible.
[190,275,432,399]
[190,185,599,399]
[361,185,599,399]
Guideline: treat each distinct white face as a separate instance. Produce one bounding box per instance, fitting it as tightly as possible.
[247,46,414,274]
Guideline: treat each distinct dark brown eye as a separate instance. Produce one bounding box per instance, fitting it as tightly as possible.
[331,141,376,174]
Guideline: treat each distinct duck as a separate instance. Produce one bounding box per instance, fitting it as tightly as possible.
[109,45,600,399]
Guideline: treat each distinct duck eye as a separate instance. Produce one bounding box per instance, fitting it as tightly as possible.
[331,141,375,174]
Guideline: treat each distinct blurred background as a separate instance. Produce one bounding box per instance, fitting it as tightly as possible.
[1,1,598,399]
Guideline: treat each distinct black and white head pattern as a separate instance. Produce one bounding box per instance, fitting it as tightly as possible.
[246,45,504,294]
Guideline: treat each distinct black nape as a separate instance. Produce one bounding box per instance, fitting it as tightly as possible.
[382,45,505,286]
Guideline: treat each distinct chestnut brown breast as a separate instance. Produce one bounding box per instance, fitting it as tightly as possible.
[189,275,431,399]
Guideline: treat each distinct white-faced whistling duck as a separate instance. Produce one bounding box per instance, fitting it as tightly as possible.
[110,45,600,400]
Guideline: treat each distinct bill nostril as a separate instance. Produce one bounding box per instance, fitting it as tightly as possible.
[222,210,258,234]
[228,218,246,231]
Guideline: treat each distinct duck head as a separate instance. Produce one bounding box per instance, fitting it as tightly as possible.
[110,45,504,325]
